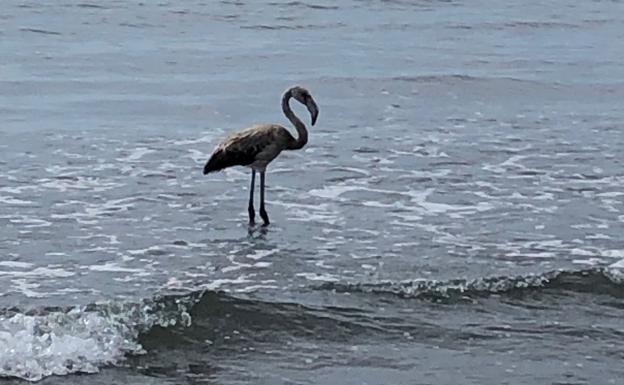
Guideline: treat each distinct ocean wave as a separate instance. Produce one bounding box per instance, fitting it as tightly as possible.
[2,267,623,381]
[0,294,199,382]
[0,289,371,382]
[268,1,339,10]
[391,74,548,85]
[241,22,345,30]
[316,268,624,302]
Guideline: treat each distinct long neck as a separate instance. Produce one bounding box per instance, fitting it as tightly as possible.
[282,91,308,150]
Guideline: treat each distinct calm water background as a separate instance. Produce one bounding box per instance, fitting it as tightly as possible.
[1,0,624,384]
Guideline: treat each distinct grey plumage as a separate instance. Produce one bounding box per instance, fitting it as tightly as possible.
[203,85,319,226]
[203,124,295,174]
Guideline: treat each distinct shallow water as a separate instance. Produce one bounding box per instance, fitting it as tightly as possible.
[1,0,624,384]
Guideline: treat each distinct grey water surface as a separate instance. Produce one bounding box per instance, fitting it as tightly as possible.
[1,0,624,384]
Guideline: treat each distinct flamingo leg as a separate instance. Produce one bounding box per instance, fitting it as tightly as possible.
[259,171,270,226]
[248,170,256,225]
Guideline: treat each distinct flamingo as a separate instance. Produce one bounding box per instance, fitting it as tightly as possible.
[203,86,319,226]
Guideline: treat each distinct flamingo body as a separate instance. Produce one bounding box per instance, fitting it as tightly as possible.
[203,124,295,174]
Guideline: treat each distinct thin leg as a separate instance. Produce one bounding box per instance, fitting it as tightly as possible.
[248,170,256,225]
[259,171,270,226]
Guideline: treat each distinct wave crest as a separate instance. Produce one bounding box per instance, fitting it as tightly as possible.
[316,268,624,302]
[0,294,198,382]
[2,267,623,381]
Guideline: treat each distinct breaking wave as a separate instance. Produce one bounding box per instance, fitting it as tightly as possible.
[317,267,624,302]
[0,293,200,382]
[2,267,623,381]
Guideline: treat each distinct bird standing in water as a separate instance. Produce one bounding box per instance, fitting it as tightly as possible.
[203,86,319,226]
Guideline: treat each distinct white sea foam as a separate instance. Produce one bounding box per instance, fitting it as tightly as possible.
[173,134,214,145]
[8,217,52,228]
[234,284,280,293]
[601,249,624,259]
[87,262,146,273]
[307,184,493,217]
[609,259,624,269]
[39,177,121,193]
[0,186,36,194]
[308,184,360,200]
[296,272,340,282]
[245,248,279,261]
[10,279,46,298]
[116,147,155,162]
[570,248,596,256]
[0,267,74,278]
[0,261,34,269]
[186,149,207,164]
[200,276,253,290]
[572,258,605,266]
[0,306,142,381]
[0,196,33,205]
[0,296,196,382]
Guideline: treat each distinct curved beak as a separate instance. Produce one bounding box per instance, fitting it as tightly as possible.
[306,97,319,126]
